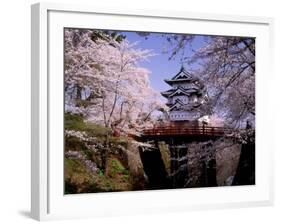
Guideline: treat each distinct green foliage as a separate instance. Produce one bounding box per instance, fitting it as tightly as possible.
[64,158,96,194]
[99,157,132,191]
[98,169,104,177]
[65,156,133,193]
[109,136,128,148]
[86,123,111,138]
[107,158,128,177]
[64,113,141,193]
[65,135,87,152]
[65,112,111,137]
[65,113,86,131]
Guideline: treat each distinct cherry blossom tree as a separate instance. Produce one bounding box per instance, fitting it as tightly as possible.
[189,36,255,128]
[64,29,164,134]
[165,35,255,129]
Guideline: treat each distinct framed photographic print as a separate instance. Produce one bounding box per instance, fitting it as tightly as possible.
[31,2,274,221]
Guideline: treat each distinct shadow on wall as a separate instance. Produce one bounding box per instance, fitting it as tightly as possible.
[138,138,255,190]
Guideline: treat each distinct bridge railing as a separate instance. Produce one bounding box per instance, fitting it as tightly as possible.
[142,126,233,137]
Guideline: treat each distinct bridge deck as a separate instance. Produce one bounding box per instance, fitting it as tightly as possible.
[142,126,232,138]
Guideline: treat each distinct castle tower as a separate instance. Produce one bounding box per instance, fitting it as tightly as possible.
[161,66,206,123]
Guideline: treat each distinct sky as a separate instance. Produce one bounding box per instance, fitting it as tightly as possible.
[120,31,206,96]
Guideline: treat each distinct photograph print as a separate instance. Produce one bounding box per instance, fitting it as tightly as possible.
[64,28,255,194]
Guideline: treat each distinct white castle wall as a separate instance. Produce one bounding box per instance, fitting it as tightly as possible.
[170,110,201,121]
[172,83,198,89]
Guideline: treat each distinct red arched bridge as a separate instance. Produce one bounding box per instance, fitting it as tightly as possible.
[141,125,233,139]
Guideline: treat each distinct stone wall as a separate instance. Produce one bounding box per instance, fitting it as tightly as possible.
[216,139,241,186]
[138,137,245,189]
[163,138,242,188]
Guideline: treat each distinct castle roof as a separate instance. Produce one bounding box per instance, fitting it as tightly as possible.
[161,89,174,97]
[164,66,197,86]
[170,101,184,111]
[161,86,199,98]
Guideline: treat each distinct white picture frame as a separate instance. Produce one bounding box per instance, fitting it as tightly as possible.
[31,2,274,221]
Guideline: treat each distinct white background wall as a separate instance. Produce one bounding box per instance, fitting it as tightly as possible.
[0,0,280,223]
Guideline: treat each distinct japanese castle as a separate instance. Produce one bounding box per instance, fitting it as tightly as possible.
[161,66,206,122]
